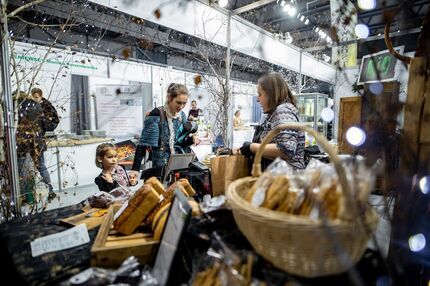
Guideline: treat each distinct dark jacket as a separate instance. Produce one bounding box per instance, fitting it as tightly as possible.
[16,99,46,159]
[40,98,59,132]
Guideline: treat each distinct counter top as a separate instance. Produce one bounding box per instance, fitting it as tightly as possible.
[46,137,113,147]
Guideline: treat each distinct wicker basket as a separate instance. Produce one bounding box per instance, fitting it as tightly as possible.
[226,123,379,278]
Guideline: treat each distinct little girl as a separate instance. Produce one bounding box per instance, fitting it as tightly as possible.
[94,143,137,192]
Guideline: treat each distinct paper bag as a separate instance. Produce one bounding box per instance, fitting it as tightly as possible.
[210,154,250,197]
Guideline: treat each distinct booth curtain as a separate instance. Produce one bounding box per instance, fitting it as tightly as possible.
[70,75,90,134]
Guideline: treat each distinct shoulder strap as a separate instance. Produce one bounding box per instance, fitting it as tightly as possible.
[158,107,166,153]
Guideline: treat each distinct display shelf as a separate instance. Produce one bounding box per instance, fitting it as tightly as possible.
[297,93,329,139]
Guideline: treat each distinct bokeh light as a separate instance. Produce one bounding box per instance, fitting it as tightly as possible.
[358,0,376,10]
[346,127,366,146]
[320,107,334,122]
[355,24,370,39]
[419,176,430,194]
[409,233,426,252]
[369,82,384,95]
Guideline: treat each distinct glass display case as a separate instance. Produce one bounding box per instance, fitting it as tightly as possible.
[297,93,329,139]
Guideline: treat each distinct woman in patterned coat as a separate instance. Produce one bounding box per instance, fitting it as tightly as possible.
[237,72,305,170]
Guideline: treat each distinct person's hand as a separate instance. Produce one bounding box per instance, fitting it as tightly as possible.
[193,135,200,145]
[239,141,253,157]
[102,172,113,183]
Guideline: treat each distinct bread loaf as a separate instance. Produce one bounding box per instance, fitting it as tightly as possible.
[113,184,160,235]
[145,177,165,194]
[178,178,196,196]
[151,203,171,241]
[261,176,289,209]
[142,195,173,226]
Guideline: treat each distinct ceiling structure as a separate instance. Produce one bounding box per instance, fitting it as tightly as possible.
[227,0,428,58]
[5,0,429,94]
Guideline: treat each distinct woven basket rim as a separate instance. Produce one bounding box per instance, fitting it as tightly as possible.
[227,176,379,228]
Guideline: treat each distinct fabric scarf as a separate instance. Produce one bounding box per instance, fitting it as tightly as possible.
[164,104,181,154]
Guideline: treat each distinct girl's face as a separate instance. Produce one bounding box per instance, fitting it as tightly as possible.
[100,149,118,170]
[191,101,197,109]
[168,94,188,113]
[257,84,270,113]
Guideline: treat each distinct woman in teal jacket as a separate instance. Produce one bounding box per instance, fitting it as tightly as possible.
[132,83,198,171]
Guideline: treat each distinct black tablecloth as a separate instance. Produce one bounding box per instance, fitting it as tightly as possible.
[0,205,99,286]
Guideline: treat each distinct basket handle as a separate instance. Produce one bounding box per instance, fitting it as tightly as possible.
[252,122,357,219]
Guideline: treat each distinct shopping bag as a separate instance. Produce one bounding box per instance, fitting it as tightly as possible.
[210,154,250,197]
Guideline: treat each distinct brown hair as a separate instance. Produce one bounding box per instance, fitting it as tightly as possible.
[95,143,115,168]
[167,83,189,101]
[31,87,43,97]
[258,72,297,112]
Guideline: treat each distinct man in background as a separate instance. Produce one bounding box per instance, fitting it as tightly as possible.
[29,88,59,201]
[188,100,201,121]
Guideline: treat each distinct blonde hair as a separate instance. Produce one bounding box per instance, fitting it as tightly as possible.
[95,143,115,168]
[258,72,297,112]
[166,83,189,101]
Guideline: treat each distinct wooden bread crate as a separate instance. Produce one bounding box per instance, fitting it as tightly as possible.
[91,205,159,268]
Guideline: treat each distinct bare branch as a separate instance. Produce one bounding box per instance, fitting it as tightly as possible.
[8,0,47,18]
[10,15,79,28]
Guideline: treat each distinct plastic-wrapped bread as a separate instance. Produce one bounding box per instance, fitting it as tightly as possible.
[113,184,160,235]
[144,177,165,194]
[261,176,289,210]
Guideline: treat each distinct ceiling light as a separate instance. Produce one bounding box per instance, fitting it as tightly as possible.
[218,0,228,8]
[288,6,297,16]
[315,27,319,32]
[280,0,286,7]
[304,19,309,25]
[300,15,305,22]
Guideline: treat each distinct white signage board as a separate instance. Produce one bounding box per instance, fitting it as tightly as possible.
[96,84,144,138]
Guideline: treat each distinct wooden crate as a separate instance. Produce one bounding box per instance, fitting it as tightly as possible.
[91,205,159,268]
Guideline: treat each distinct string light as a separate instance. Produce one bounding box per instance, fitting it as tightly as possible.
[358,0,376,10]
[346,127,366,146]
[355,24,370,39]
[409,233,426,252]
[419,177,430,194]
[320,107,334,122]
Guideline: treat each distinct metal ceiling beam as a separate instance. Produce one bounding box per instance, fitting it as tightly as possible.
[303,27,422,52]
[232,0,277,15]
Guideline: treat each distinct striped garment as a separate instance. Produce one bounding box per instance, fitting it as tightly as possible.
[255,102,305,169]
